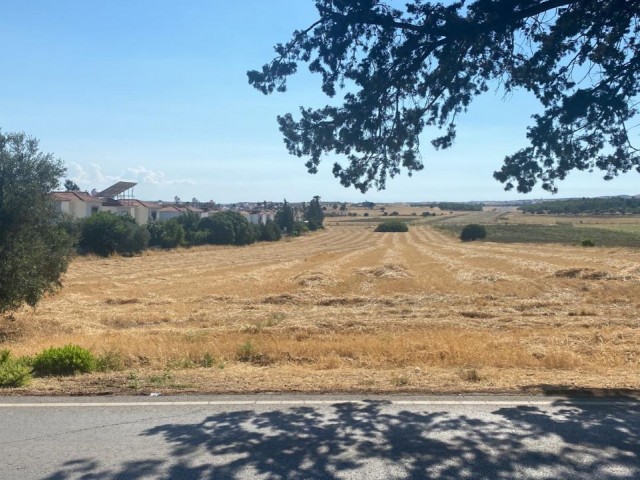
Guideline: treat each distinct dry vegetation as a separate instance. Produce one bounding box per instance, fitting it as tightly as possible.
[2,210,640,394]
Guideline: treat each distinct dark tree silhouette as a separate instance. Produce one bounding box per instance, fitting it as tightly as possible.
[249,1,640,193]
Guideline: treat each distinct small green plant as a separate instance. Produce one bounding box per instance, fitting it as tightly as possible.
[149,371,173,387]
[374,220,409,232]
[0,350,32,388]
[127,370,140,389]
[581,239,595,247]
[0,360,32,388]
[237,341,270,365]
[201,353,215,368]
[167,357,197,370]
[0,349,11,365]
[32,344,96,376]
[460,224,487,242]
[238,341,256,362]
[96,350,125,372]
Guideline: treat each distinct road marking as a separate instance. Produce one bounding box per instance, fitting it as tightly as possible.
[0,399,634,408]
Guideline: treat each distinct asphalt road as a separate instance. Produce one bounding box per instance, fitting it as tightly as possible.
[1,395,639,479]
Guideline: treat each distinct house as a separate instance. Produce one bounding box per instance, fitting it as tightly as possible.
[100,199,137,218]
[158,205,184,221]
[247,210,276,225]
[121,199,162,224]
[51,191,102,218]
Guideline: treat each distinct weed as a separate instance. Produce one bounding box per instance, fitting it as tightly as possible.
[149,371,172,387]
[167,357,197,370]
[127,371,140,389]
[460,368,484,383]
[581,239,595,247]
[237,340,270,365]
[238,341,256,362]
[201,353,215,368]
[32,345,96,376]
[96,349,124,372]
[393,375,410,386]
[0,349,10,365]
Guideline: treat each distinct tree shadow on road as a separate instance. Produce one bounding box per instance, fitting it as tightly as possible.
[44,398,640,479]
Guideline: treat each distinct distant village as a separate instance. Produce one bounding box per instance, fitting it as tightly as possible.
[52,181,352,226]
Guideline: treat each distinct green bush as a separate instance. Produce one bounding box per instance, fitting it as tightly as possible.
[32,344,96,376]
[80,212,149,256]
[581,239,595,247]
[374,220,409,232]
[460,224,487,242]
[0,360,32,387]
[0,350,32,387]
[0,349,10,365]
[199,211,256,245]
[147,220,185,249]
[260,219,282,241]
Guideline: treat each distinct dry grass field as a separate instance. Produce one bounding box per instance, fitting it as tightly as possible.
[2,214,640,394]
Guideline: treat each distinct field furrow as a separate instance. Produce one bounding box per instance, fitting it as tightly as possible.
[3,216,640,395]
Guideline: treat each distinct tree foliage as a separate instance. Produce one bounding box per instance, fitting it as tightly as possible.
[63,179,80,191]
[275,199,296,234]
[79,212,149,257]
[374,220,409,232]
[0,131,75,313]
[430,202,483,211]
[460,223,487,241]
[305,195,325,230]
[520,196,640,215]
[147,219,186,249]
[200,211,256,246]
[249,0,640,193]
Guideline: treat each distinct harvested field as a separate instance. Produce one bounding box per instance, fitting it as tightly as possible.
[2,222,640,394]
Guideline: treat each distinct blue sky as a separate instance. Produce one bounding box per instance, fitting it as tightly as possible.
[1,1,637,203]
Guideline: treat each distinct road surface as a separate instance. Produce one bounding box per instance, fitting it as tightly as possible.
[1,395,639,479]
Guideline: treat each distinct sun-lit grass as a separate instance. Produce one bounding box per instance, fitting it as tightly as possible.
[2,214,640,393]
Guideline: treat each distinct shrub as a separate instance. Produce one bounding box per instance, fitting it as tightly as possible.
[0,350,32,387]
[32,344,96,376]
[200,211,256,245]
[96,350,125,372]
[0,349,10,365]
[147,220,185,249]
[80,212,149,256]
[260,219,282,241]
[460,224,487,242]
[581,239,595,247]
[0,359,32,388]
[374,220,409,232]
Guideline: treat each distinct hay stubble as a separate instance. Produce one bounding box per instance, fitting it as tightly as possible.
[3,224,640,394]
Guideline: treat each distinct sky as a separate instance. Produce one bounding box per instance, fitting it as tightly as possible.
[1,1,638,203]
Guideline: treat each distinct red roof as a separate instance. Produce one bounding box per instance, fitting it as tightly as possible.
[51,191,101,203]
[121,199,162,209]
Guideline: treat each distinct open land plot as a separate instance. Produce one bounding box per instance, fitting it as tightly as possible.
[2,220,640,394]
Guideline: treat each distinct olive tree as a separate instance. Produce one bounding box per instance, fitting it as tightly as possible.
[0,131,74,313]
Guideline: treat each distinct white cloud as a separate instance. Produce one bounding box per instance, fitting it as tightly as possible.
[67,162,194,190]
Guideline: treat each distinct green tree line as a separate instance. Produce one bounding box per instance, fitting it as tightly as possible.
[520,197,640,215]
